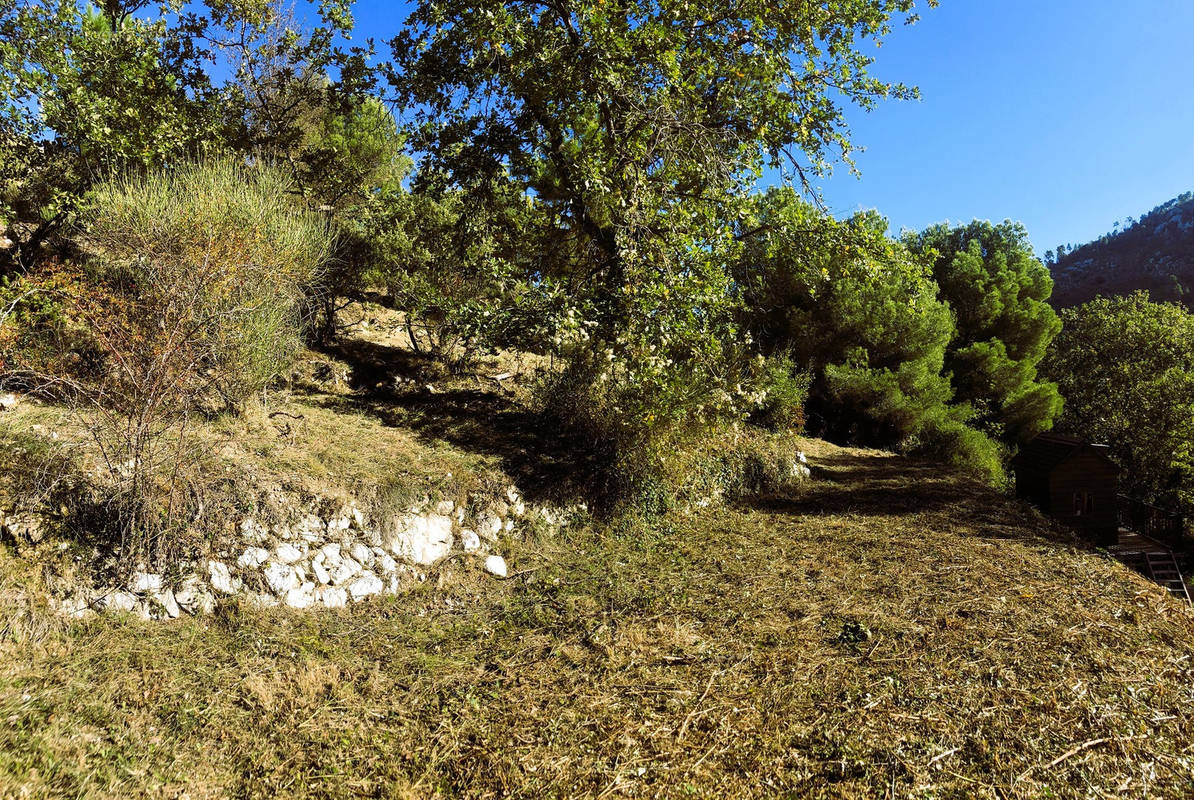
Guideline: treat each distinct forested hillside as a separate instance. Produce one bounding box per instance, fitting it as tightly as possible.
[1049,192,1194,308]
[3,1,1194,795]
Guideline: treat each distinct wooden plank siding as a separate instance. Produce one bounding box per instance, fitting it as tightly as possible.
[1012,434,1122,546]
[1046,451,1120,545]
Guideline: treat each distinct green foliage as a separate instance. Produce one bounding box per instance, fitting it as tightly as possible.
[1043,293,1194,513]
[905,414,1008,488]
[738,190,950,437]
[0,0,225,264]
[905,220,1063,445]
[536,331,766,515]
[301,95,408,214]
[389,0,938,508]
[750,353,810,432]
[343,180,550,366]
[0,159,332,565]
[0,0,375,271]
[734,189,1004,483]
[83,158,332,400]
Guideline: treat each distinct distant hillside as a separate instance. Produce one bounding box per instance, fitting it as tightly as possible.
[1049,192,1194,308]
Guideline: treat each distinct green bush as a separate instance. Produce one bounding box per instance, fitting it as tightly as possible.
[536,333,765,517]
[0,158,333,568]
[903,414,1007,487]
[83,158,332,405]
[749,354,810,432]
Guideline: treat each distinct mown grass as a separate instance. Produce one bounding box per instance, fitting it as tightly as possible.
[2,440,1193,798]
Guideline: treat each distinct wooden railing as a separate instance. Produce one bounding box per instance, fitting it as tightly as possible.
[1118,494,1186,550]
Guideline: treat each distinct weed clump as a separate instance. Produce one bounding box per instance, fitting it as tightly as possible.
[0,159,333,568]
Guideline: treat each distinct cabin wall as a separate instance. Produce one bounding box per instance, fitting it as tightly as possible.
[1014,471,1051,510]
[1047,452,1119,545]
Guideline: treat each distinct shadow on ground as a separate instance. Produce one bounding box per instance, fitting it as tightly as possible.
[743,450,1079,547]
[313,337,597,506]
[313,336,1081,547]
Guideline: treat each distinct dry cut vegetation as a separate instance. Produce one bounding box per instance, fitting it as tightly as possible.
[2,440,1193,798]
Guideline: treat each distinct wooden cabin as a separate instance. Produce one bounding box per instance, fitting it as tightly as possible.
[1012,433,1121,545]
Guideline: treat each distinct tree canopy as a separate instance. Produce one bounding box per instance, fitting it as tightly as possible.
[1044,293,1194,513]
[905,220,1063,445]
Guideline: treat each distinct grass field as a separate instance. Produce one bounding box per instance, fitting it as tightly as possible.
[2,438,1192,798]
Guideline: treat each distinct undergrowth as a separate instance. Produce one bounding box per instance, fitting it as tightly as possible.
[1,441,1192,799]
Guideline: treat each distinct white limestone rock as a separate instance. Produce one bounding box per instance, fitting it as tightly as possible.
[459,529,481,553]
[263,561,298,596]
[275,542,305,564]
[387,513,454,566]
[434,499,455,516]
[285,582,316,609]
[311,557,331,585]
[296,514,325,543]
[58,595,93,619]
[0,393,20,411]
[174,579,214,615]
[475,511,502,541]
[237,547,269,570]
[99,589,138,613]
[348,571,383,602]
[154,590,181,619]
[319,542,342,563]
[484,555,508,578]
[350,541,374,567]
[328,557,362,585]
[239,519,269,543]
[208,561,242,595]
[128,571,163,595]
[318,586,348,609]
[2,513,43,544]
[376,552,398,575]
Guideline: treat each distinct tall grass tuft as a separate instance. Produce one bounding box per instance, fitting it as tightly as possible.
[0,158,333,569]
[85,158,332,403]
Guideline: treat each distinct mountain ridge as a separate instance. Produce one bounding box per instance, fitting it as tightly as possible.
[1049,191,1194,308]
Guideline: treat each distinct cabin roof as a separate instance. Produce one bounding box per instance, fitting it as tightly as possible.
[1012,433,1120,476]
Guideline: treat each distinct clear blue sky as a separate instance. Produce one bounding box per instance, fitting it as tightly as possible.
[349,0,1194,255]
[811,0,1194,254]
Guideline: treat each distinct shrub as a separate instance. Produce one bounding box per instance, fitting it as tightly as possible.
[750,354,810,432]
[83,158,331,404]
[0,159,332,568]
[904,414,1008,487]
[536,326,765,517]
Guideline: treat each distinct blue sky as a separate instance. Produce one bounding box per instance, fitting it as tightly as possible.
[348,0,1194,255]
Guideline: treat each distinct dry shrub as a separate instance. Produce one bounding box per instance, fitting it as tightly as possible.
[0,159,332,568]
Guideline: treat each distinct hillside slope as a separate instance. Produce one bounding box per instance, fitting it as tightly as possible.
[2,439,1192,798]
[1051,192,1194,308]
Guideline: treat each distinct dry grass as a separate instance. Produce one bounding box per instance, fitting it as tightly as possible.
[1,440,1193,798]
